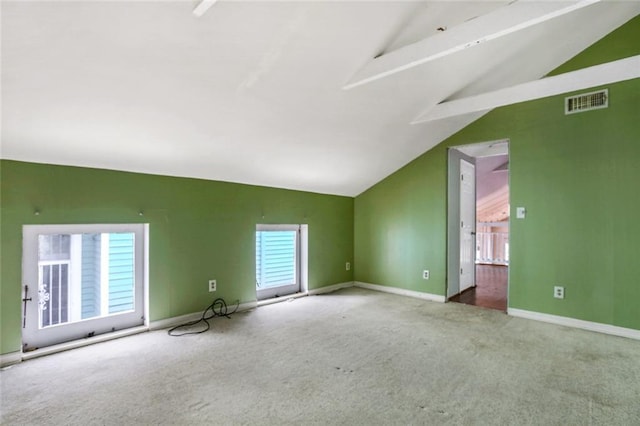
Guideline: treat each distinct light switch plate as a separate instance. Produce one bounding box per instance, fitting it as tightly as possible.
[516,207,526,219]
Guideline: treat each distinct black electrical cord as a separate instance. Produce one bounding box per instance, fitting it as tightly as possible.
[167,298,239,336]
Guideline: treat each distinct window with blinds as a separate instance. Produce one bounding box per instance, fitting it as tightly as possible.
[255,225,301,300]
[256,230,297,289]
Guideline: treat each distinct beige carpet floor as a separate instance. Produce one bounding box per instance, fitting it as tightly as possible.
[1,287,639,425]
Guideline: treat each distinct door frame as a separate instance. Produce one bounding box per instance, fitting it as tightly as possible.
[447,140,510,300]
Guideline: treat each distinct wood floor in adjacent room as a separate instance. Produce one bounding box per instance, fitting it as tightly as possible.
[2,287,639,425]
[450,264,508,311]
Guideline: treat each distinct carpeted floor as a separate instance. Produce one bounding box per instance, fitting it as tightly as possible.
[1,287,639,425]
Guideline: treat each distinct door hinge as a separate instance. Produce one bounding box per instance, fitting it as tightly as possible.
[460,268,463,275]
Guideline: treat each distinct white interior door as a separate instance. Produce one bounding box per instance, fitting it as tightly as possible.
[22,224,146,350]
[459,159,476,292]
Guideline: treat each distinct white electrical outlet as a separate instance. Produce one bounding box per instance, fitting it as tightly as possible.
[554,286,564,299]
[346,262,351,271]
[209,280,217,292]
[423,270,430,280]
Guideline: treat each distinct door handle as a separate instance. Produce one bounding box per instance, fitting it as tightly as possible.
[471,232,476,235]
[22,284,33,328]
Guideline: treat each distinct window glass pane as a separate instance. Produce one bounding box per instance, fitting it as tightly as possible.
[108,233,135,314]
[81,234,101,319]
[37,232,135,328]
[256,231,296,289]
[38,234,71,261]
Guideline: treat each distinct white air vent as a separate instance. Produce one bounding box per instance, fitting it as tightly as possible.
[565,89,608,115]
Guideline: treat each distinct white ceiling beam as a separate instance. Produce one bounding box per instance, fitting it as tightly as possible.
[411,55,640,124]
[343,0,600,90]
[193,0,219,18]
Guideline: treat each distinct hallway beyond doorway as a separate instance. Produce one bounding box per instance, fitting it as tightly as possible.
[450,265,507,311]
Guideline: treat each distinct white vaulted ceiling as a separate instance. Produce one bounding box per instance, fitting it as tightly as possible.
[1,1,639,196]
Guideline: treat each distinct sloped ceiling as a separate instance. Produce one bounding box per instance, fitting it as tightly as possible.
[1,1,638,196]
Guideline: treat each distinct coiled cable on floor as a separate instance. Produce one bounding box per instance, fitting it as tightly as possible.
[167,298,239,336]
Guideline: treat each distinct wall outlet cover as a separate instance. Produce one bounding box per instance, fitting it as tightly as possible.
[209,280,217,292]
[423,270,430,280]
[346,262,351,271]
[554,286,564,299]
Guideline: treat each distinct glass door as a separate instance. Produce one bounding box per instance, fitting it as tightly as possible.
[256,225,300,300]
[22,224,146,350]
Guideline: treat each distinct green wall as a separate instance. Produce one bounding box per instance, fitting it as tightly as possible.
[355,16,640,329]
[0,161,354,354]
[354,143,448,295]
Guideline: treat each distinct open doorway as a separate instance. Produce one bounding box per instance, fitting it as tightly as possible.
[447,140,509,311]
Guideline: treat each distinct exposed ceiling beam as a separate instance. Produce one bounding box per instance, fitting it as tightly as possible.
[411,55,640,124]
[193,0,219,18]
[343,0,600,90]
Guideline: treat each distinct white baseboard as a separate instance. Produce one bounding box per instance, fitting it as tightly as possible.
[149,301,258,331]
[152,285,357,325]
[508,308,640,341]
[257,292,308,307]
[308,281,354,296]
[252,282,355,306]
[354,281,446,303]
[149,312,203,331]
[21,325,149,362]
[0,351,22,368]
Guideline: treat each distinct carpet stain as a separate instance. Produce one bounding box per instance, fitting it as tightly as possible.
[418,405,449,416]
[188,400,211,411]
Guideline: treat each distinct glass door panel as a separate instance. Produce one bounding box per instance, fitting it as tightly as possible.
[23,225,145,350]
[256,226,300,300]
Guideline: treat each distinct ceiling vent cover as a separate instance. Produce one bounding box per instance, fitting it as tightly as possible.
[565,89,608,115]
